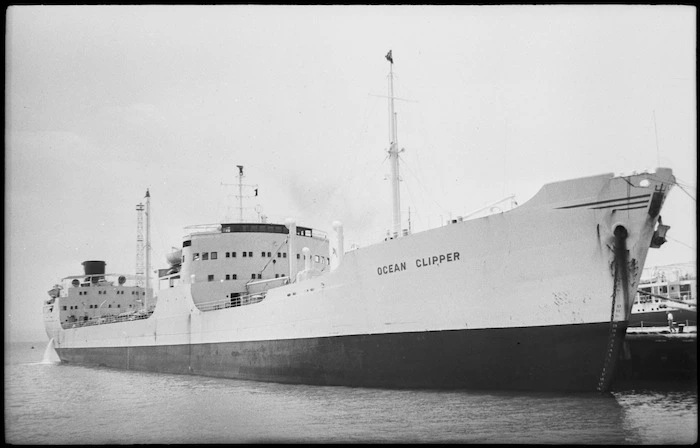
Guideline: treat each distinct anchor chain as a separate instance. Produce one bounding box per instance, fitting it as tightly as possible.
[597,226,628,392]
[597,269,619,392]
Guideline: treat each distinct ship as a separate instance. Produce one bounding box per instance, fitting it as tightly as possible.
[629,263,696,328]
[43,52,678,392]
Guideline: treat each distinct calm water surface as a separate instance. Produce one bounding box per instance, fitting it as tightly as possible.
[5,341,697,444]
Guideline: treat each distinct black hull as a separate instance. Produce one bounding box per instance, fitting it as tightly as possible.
[56,322,626,392]
[613,333,697,389]
[629,309,697,328]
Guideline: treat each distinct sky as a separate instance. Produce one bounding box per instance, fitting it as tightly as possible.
[5,5,696,342]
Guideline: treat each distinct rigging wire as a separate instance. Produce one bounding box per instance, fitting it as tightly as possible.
[674,183,696,202]
[257,237,290,276]
[667,236,696,251]
[673,177,696,190]
[398,155,448,214]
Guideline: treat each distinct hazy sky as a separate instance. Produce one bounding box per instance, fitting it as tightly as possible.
[5,5,696,342]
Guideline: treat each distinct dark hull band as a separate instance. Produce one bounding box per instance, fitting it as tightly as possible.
[630,309,697,327]
[56,322,627,392]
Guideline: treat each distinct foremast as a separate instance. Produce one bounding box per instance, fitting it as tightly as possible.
[136,189,151,310]
[386,50,403,238]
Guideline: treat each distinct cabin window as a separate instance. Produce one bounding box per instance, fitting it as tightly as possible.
[226,274,230,280]
[267,252,271,257]
[117,304,121,308]
[257,274,262,279]
[278,252,281,258]
[62,306,67,311]
[232,252,236,257]
[108,304,112,308]
[183,240,192,247]
[261,251,266,257]
[208,275,214,281]
[680,284,691,292]
[283,253,287,258]
[243,252,247,258]
[248,251,253,257]
[203,253,209,261]
[275,274,279,278]
[193,253,200,261]
[232,274,237,280]
[297,253,300,259]
[251,274,256,279]
[211,252,217,260]
[660,286,668,293]
[226,252,230,258]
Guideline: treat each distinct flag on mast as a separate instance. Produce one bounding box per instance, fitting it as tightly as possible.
[385,50,393,64]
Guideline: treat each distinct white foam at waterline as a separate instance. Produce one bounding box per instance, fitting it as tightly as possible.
[40,338,60,364]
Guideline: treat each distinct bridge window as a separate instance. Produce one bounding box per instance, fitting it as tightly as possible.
[203,253,209,261]
[232,274,237,280]
[248,251,253,257]
[211,252,218,260]
[193,253,200,261]
[226,274,230,280]
[267,252,271,257]
[243,252,247,258]
[208,275,214,281]
[261,251,266,257]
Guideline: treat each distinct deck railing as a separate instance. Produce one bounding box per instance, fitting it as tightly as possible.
[196,292,266,312]
[62,310,154,329]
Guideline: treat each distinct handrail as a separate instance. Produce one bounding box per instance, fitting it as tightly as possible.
[61,310,154,329]
[196,291,267,312]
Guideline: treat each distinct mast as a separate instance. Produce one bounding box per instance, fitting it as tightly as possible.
[386,50,402,237]
[135,202,145,288]
[237,165,244,222]
[145,189,151,311]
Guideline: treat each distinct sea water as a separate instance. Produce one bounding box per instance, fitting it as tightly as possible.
[5,341,697,444]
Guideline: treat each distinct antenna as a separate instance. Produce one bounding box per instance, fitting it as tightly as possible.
[237,165,244,222]
[221,165,259,222]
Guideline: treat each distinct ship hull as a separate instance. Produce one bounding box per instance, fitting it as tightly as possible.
[56,321,625,391]
[45,168,676,392]
[630,309,697,327]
